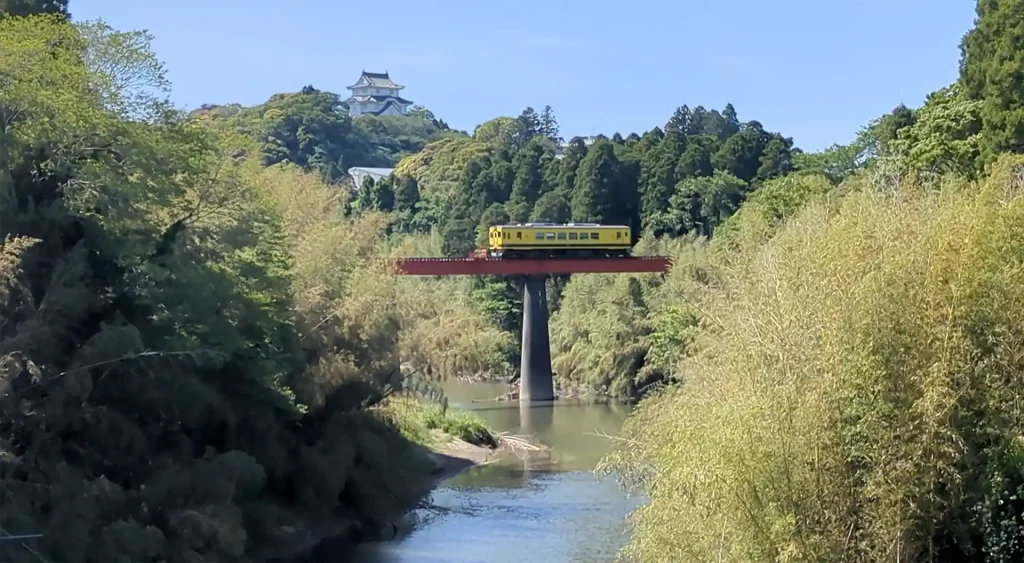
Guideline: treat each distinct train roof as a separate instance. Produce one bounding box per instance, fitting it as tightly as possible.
[494,222,629,228]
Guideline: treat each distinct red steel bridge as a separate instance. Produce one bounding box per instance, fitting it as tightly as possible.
[390,253,672,402]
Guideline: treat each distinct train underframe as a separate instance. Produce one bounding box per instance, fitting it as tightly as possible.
[488,248,631,259]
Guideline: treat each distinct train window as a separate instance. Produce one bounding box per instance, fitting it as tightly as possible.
[535,232,544,240]
[591,232,600,239]
[557,232,567,240]
[546,233,556,240]
[616,232,622,239]
[569,233,578,240]
[580,233,589,240]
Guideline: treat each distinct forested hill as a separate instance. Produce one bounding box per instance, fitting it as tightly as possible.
[353,102,798,257]
[190,86,465,182]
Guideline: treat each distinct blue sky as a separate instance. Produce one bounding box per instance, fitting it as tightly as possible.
[73,0,977,152]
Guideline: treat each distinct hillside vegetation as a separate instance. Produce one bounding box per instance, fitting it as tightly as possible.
[191,89,462,183]
[596,1,1024,561]
[0,12,501,562]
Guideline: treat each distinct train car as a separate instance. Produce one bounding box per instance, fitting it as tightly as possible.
[486,222,631,258]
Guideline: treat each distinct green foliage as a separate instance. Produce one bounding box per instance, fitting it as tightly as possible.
[473,116,528,152]
[793,104,916,185]
[419,403,495,447]
[672,171,747,237]
[793,141,869,184]
[714,172,836,251]
[381,396,496,448]
[470,277,521,334]
[199,88,354,181]
[0,16,486,562]
[571,139,623,223]
[531,190,571,222]
[193,88,457,182]
[378,101,791,258]
[889,84,984,179]
[508,139,554,221]
[550,272,657,398]
[959,0,1024,163]
[642,303,700,377]
[602,155,1024,563]
[0,0,67,18]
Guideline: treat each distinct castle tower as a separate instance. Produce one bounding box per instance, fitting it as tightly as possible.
[345,70,414,117]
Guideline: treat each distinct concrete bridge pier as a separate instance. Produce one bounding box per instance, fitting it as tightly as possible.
[519,275,555,402]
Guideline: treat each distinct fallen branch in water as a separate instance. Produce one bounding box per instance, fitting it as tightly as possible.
[0,526,47,563]
[495,432,549,460]
[585,430,640,446]
[415,499,477,517]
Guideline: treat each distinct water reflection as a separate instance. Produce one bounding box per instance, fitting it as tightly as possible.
[519,401,555,435]
[351,380,644,562]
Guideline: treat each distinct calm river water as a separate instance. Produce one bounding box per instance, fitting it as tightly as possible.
[351,380,645,563]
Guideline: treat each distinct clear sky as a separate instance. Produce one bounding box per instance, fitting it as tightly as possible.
[72,0,978,152]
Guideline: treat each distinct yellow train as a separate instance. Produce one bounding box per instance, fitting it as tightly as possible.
[486,222,632,258]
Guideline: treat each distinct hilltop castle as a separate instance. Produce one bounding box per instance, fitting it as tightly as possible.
[345,70,413,117]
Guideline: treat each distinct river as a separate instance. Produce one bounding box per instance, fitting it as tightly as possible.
[351,380,646,563]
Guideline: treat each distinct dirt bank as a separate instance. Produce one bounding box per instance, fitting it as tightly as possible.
[421,432,499,481]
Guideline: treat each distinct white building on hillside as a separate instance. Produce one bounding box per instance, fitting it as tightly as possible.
[554,136,600,159]
[348,167,395,189]
[345,71,413,117]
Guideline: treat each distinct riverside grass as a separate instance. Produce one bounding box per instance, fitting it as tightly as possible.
[602,156,1024,563]
[381,396,494,448]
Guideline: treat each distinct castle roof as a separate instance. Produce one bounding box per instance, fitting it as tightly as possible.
[348,94,413,105]
[364,99,409,116]
[347,70,403,90]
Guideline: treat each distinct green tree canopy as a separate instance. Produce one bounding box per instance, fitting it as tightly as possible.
[959,0,1024,162]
